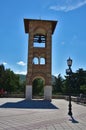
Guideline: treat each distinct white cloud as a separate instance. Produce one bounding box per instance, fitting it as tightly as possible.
[2,62,7,65]
[17,61,26,66]
[0,62,7,65]
[61,41,65,45]
[70,35,78,44]
[50,0,86,12]
[15,70,27,75]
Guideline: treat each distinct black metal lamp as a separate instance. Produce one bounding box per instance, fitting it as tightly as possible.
[66,57,73,117]
[67,57,72,67]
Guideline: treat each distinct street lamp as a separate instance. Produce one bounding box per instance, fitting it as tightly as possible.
[66,57,73,117]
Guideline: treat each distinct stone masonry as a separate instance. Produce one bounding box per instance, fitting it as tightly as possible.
[24,19,57,100]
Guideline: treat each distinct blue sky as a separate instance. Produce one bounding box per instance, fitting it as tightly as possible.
[0,0,86,77]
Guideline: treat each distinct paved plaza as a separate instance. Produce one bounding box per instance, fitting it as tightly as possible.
[0,98,86,130]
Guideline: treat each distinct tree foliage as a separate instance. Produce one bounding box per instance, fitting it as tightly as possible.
[52,74,64,94]
[52,68,86,95]
[0,64,86,96]
[0,64,25,93]
[32,78,44,96]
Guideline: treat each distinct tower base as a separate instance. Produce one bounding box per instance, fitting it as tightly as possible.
[44,85,52,101]
[25,85,52,101]
[26,85,32,100]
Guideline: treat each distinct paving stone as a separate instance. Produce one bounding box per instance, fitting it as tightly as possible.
[0,98,86,130]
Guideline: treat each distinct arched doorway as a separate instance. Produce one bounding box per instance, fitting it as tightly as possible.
[32,77,45,99]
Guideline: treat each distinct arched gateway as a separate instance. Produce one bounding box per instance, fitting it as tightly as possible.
[24,19,57,100]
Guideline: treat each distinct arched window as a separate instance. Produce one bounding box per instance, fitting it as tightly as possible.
[40,57,45,65]
[33,57,39,64]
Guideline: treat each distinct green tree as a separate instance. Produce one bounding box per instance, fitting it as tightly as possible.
[52,74,63,94]
[0,64,20,93]
[64,68,86,95]
[19,80,26,93]
[0,64,5,89]
[61,77,69,94]
[4,69,20,92]
[32,78,44,96]
[80,85,86,94]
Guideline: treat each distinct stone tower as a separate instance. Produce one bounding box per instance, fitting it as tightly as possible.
[24,19,57,100]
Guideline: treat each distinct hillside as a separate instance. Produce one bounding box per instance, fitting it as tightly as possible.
[18,74,55,84]
[18,74,26,82]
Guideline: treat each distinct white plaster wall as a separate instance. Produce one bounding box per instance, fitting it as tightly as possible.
[44,85,52,101]
[26,85,32,99]
[26,85,52,100]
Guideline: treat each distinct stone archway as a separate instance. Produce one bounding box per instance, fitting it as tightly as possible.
[32,76,45,98]
[26,74,52,100]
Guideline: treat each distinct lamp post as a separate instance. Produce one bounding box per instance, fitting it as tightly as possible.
[66,57,73,117]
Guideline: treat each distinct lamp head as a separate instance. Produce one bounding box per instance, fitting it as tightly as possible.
[67,57,72,67]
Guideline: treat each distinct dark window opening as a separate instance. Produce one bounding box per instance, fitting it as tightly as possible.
[33,34,46,48]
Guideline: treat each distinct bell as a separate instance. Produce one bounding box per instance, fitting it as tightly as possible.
[38,36,42,43]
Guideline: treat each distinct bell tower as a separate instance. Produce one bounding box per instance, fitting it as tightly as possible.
[24,19,57,100]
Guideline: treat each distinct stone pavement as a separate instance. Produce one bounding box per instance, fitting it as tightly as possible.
[0,98,86,130]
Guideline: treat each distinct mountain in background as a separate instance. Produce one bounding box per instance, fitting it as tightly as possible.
[18,74,26,83]
[18,74,56,84]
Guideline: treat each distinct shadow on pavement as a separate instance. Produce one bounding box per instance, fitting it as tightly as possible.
[69,116,79,123]
[0,99,58,109]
